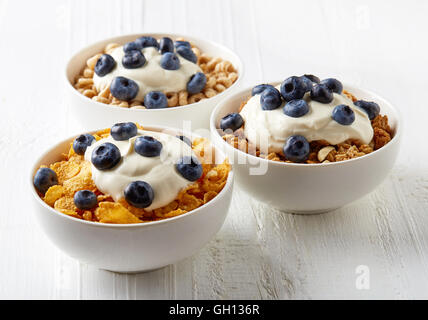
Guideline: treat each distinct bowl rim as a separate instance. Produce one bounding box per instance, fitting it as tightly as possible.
[210,81,402,168]
[30,125,234,229]
[65,32,244,112]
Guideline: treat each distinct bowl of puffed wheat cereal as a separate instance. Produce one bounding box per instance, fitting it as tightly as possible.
[210,76,402,214]
[66,33,243,131]
[30,123,233,273]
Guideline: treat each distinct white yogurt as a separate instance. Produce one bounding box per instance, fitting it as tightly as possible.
[85,130,195,211]
[239,87,374,154]
[93,47,202,102]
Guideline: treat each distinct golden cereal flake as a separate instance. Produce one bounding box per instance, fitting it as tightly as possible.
[153,200,179,216]
[203,191,218,204]
[97,194,114,202]
[178,193,204,212]
[44,185,65,207]
[95,202,141,224]
[54,196,78,212]
[82,211,93,221]
[62,161,97,195]
[38,130,230,224]
[58,209,81,218]
[162,209,187,218]
[50,160,81,184]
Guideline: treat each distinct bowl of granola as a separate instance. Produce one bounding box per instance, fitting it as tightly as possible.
[66,33,242,131]
[30,123,233,273]
[210,75,401,214]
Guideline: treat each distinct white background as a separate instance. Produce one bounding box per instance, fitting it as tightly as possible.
[1,0,427,299]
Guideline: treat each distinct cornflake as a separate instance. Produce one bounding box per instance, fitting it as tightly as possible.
[37,127,230,224]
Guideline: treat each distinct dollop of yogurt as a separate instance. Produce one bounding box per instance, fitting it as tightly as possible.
[239,88,374,154]
[84,130,195,211]
[93,47,202,101]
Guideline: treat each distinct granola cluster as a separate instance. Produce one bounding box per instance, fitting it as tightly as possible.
[37,127,230,224]
[221,90,392,164]
[74,38,238,108]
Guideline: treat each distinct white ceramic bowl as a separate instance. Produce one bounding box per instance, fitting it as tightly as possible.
[30,126,234,273]
[66,33,243,131]
[210,83,402,214]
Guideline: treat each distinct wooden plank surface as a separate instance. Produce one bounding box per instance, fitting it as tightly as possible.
[0,0,427,299]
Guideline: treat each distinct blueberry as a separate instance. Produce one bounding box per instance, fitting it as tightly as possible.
[354,100,380,120]
[73,134,95,155]
[283,99,309,118]
[123,41,142,53]
[160,37,174,53]
[176,156,203,181]
[299,77,312,92]
[177,135,192,146]
[160,52,180,70]
[300,75,320,92]
[251,84,274,96]
[33,167,58,194]
[260,87,282,110]
[302,74,320,84]
[175,40,191,49]
[280,76,307,101]
[94,54,116,77]
[91,142,121,170]
[111,122,138,141]
[122,50,146,69]
[220,113,244,132]
[320,78,343,94]
[73,190,97,210]
[110,76,139,101]
[124,181,154,208]
[187,72,207,94]
[144,91,168,109]
[176,45,197,63]
[134,136,163,157]
[310,84,333,104]
[283,135,310,163]
[135,36,159,49]
[332,104,355,125]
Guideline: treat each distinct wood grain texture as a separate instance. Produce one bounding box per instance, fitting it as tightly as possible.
[0,0,427,299]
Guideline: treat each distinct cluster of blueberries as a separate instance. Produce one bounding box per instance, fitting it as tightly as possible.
[220,74,380,162]
[33,122,203,210]
[94,36,207,107]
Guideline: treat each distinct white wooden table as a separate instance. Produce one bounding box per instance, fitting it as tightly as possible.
[1,0,427,299]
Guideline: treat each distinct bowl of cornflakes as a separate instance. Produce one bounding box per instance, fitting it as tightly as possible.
[30,123,233,273]
[66,33,243,131]
[210,78,402,214]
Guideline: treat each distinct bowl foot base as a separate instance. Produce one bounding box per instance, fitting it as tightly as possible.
[276,207,342,215]
[101,265,169,274]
